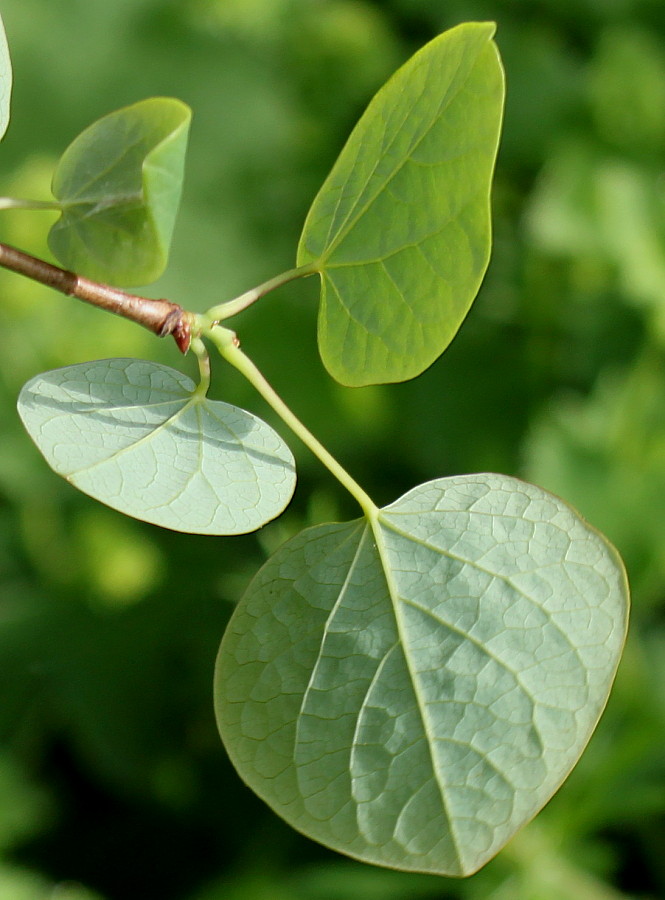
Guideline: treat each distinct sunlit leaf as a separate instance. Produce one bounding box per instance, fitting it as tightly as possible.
[48,98,191,286]
[216,474,628,875]
[0,11,12,141]
[297,22,504,386]
[17,359,296,535]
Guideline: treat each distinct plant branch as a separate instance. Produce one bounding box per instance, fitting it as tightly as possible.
[206,324,377,517]
[203,263,319,323]
[0,241,192,352]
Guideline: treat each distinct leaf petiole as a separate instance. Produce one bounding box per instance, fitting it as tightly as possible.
[0,197,61,212]
[189,336,211,397]
[206,324,377,517]
[202,263,319,324]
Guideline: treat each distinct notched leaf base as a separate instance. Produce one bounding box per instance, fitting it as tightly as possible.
[215,473,629,876]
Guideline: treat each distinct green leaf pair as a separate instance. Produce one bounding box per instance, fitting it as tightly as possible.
[5,17,502,389]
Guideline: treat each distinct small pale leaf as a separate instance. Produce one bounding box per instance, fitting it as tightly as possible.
[216,474,628,875]
[297,22,505,386]
[17,359,296,535]
[48,98,191,286]
[0,11,12,141]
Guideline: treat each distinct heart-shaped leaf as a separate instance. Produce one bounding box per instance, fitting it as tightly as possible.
[215,474,628,875]
[17,359,296,535]
[297,22,504,386]
[0,11,12,141]
[48,98,191,286]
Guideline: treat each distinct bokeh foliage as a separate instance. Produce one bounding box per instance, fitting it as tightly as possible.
[0,0,663,898]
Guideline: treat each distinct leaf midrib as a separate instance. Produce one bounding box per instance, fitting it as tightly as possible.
[321,185,487,272]
[315,43,486,265]
[56,133,149,203]
[369,512,462,866]
[61,192,144,216]
[50,395,189,415]
[65,393,198,478]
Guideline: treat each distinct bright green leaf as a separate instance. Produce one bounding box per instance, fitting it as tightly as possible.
[297,22,505,386]
[215,474,628,875]
[17,359,296,535]
[0,12,12,141]
[48,98,191,286]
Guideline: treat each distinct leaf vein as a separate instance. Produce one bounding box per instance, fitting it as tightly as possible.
[321,51,482,260]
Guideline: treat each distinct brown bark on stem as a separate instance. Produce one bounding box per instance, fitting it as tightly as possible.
[0,242,192,352]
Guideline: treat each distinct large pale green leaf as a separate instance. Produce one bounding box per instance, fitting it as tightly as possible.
[17,359,296,535]
[0,12,11,141]
[48,98,191,286]
[216,474,628,875]
[297,22,505,386]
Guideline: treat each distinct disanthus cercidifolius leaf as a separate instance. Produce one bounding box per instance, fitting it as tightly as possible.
[48,98,191,286]
[297,22,504,387]
[215,474,628,875]
[0,12,11,141]
[17,359,296,535]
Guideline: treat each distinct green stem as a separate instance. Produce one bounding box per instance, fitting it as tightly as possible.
[189,337,211,397]
[206,324,377,517]
[203,263,319,324]
[0,197,61,211]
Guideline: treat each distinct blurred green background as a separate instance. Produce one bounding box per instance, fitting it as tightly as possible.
[0,0,663,897]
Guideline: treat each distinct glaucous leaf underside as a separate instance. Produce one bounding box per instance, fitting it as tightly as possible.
[298,22,505,386]
[18,359,296,534]
[215,474,629,875]
[48,98,191,286]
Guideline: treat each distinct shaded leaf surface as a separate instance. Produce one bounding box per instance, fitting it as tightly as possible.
[48,98,191,286]
[216,474,628,875]
[0,11,11,141]
[17,359,296,535]
[297,22,504,386]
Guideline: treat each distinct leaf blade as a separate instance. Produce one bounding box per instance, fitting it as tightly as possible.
[0,11,11,141]
[215,474,628,875]
[17,359,296,535]
[297,22,505,386]
[48,98,191,286]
